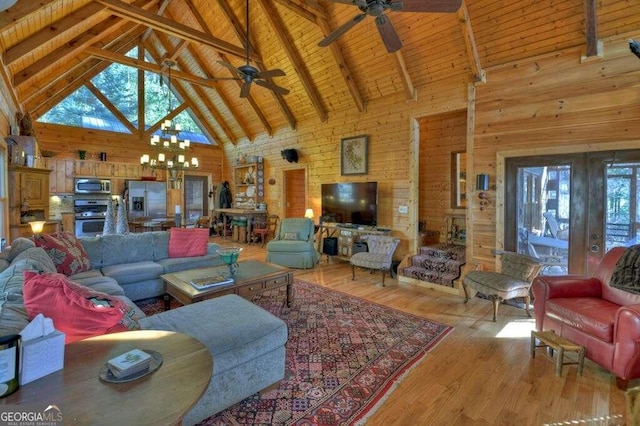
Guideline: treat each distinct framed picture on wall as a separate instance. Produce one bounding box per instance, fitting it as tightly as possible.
[341,135,368,175]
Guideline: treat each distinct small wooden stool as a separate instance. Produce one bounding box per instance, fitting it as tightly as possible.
[531,330,585,376]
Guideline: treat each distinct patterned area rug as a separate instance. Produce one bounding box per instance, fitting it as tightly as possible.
[136,281,453,425]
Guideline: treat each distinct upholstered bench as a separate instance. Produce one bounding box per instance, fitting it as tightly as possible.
[140,295,288,425]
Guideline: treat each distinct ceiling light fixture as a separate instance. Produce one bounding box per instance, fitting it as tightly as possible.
[140,61,198,171]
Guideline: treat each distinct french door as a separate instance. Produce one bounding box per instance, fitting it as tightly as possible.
[505,149,640,275]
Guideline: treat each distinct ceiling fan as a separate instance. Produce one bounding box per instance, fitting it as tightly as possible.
[217,0,289,98]
[318,0,462,53]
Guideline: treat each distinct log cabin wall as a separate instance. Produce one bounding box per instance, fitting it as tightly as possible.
[472,37,640,269]
[418,111,467,241]
[222,83,469,260]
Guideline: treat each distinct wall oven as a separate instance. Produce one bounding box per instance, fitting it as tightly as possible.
[74,199,108,237]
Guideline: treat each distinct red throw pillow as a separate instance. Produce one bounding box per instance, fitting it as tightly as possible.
[168,228,209,258]
[32,232,91,276]
[23,271,140,344]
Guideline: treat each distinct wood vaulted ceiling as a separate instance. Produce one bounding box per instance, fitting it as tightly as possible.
[0,0,634,146]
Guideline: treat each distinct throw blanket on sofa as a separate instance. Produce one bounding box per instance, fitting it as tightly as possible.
[611,244,640,294]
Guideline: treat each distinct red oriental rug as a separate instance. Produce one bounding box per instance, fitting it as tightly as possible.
[137,280,453,425]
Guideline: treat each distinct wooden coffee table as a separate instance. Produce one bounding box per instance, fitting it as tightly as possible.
[162,260,294,309]
[3,330,212,425]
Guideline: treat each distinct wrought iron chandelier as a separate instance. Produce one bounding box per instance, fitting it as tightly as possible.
[140,61,198,171]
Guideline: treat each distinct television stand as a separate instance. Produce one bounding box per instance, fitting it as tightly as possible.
[317,223,391,261]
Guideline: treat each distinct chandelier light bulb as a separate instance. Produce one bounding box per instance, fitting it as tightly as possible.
[178,154,185,163]
[170,135,177,144]
[158,153,165,162]
[184,140,190,147]
[167,160,174,168]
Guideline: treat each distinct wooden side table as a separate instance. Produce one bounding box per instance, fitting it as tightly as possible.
[531,330,585,376]
[4,330,212,425]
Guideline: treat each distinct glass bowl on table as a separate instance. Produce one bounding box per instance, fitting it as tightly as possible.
[217,247,243,275]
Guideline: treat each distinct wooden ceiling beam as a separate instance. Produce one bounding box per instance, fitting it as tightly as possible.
[28,29,145,118]
[96,0,256,62]
[0,0,56,31]
[85,80,138,134]
[13,0,156,90]
[584,0,599,58]
[256,0,328,122]
[315,13,365,112]
[457,0,486,83]
[150,33,230,143]
[272,0,319,22]
[212,0,296,132]
[85,46,225,90]
[393,52,416,101]
[4,3,107,66]
[141,0,172,42]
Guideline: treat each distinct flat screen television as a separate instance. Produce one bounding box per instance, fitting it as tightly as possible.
[321,182,378,226]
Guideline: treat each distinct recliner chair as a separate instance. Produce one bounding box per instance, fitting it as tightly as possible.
[266,218,319,269]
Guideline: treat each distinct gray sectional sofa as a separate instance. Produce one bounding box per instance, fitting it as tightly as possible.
[0,232,288,425]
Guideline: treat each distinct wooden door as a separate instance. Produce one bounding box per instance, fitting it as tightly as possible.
[284,168,306,219]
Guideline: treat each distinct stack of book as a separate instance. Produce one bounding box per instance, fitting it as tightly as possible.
[107,349,151,379]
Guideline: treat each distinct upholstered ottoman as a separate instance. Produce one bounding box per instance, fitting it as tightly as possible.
[140,295,288,425]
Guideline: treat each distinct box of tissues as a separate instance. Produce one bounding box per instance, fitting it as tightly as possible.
[19,314,65,385]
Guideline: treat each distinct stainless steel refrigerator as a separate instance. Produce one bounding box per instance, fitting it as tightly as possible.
[127,181,167,219]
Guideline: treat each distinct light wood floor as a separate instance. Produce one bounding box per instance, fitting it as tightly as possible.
[217,239,631,425]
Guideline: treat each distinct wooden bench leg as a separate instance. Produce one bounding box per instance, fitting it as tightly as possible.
[491,297,499,322]
[556,347,564,376]
[577,347,585,376]
[524,294,532,317]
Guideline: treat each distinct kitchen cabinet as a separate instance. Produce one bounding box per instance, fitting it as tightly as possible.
[8,166,51,241]
[61,212,75,234]
[44,158,74,194]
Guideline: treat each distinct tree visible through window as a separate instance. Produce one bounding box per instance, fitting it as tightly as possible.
[38,47,211,144]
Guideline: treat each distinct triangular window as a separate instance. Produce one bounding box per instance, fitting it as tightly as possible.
[37,47,213,144]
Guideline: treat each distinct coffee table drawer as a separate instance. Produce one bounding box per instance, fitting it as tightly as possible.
[265,276,289,290]
[237,283,264,298]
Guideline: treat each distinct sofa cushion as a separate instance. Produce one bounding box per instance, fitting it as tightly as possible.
[152,231,170,260]
[0,248,57,336]
[79,235,103,269]
[101,233,155,266]
[23,271,141,344]
[157,254,221,274]
[69,270,126,297]
[140,295,287,375]
[545,297,619,342]
[7,238,36,261]
[168,228,209,258]
[33,232,92,276]
[101,261,164,286]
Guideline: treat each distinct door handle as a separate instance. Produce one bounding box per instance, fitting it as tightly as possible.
[590,245,600,253]
[590,234,600,240]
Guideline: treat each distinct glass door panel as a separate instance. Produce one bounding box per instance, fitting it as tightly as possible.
[605,162,640,251]
[515,165,570,275]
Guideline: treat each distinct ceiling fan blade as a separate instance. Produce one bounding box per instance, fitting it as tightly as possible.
[218,61,243,76]
[240,81,252,98]
[255,79,290,96]
[254,68,286,79]
[318,13,367,47]
[375,14,402,53]
[324,0,367,5]
[398,0,462,13]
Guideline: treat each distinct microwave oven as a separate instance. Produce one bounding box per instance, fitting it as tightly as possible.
[74,178,111,194]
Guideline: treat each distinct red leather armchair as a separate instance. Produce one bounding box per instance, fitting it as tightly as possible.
[532,246,640,388]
